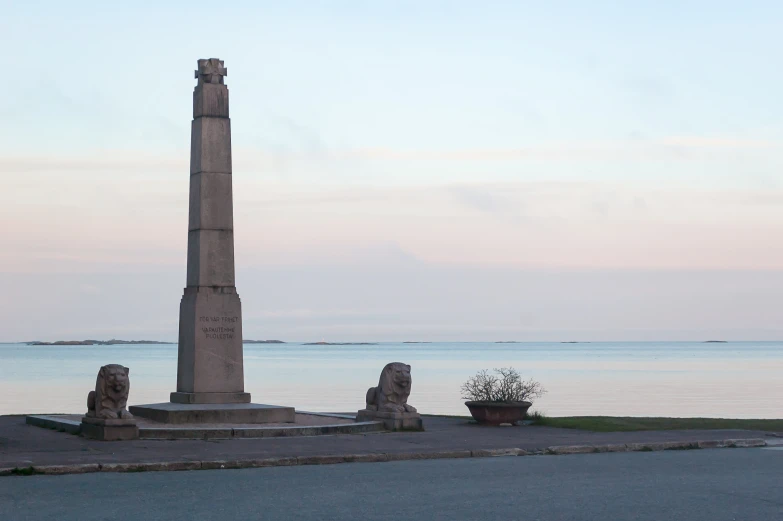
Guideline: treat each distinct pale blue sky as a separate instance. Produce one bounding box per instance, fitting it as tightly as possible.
[2,1,783,340]
[4,1,782,181]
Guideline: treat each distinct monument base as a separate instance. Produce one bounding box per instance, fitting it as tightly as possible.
[129,402,296,424]
[356,409,424,431]
[170,391,251,404]
[80,417,139,441]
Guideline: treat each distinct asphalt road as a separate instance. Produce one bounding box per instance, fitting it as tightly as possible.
[1,448,781,521]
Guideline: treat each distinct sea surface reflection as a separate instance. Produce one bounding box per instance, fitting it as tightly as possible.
[1,341,781,418]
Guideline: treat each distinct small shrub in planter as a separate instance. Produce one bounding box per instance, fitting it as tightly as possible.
[461,368,546,425]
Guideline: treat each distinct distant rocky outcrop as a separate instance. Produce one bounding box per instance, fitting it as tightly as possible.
[303,342,378,345]
[29,339,289,345]
[26,339,174,346]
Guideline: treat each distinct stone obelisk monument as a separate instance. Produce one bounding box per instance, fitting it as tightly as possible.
[171,58,248,405]
[130,59,294,424]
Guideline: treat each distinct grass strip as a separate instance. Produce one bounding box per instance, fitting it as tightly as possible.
[528,414,783,432]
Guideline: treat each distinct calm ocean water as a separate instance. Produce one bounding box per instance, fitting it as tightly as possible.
[1,341,781,418]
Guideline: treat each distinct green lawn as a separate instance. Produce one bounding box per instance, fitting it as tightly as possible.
[529,415,783,432]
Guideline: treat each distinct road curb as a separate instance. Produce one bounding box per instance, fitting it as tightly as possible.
[0,437,767,477]
[545,438,767,455]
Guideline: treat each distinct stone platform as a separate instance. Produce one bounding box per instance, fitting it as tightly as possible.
[26,412,383,440]
[80,417,139,441]
[128,402,295,424]
[170,392,251,404]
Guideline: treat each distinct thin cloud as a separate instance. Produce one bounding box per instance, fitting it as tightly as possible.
[657,136,777,148]
[447,185,515,214]
[1,135,777,174]
[0,153,187,173]
[330,137,778,161]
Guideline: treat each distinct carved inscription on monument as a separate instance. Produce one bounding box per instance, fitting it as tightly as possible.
[198,315,238,339]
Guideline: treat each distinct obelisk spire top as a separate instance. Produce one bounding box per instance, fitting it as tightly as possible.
[195,58,227,85]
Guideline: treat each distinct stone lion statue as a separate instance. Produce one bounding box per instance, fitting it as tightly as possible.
[365,362,417,413]
[86,364,134,420]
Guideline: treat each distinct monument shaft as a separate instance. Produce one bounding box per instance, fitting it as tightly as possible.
[129,58,294,425]
[173,58,249,405]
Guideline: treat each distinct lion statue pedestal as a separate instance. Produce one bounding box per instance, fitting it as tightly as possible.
[80,364,139,441]
[356,362,423,431]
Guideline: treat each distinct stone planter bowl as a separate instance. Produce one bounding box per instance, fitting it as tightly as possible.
[464,401,532,425]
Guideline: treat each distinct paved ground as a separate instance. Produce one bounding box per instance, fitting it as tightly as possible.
[2,448,781,521]
[0,415,774,469]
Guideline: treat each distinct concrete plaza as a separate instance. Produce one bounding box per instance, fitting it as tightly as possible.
[0,414,775,472]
